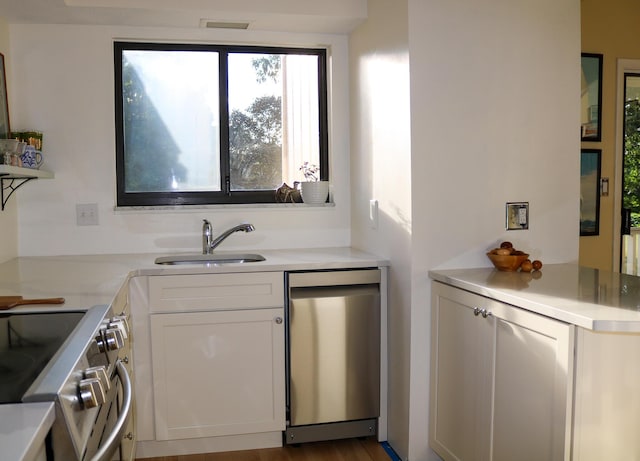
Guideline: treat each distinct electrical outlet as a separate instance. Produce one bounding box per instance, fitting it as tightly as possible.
[76,203,99,226]
[506,202,529,230]
[518,207,527,225]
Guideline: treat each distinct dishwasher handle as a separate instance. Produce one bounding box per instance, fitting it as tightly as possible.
[288,269,380,288]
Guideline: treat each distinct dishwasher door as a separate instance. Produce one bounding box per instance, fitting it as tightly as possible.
[287,269,380,436]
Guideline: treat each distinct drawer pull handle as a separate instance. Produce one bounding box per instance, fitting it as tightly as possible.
[275,317,283,324]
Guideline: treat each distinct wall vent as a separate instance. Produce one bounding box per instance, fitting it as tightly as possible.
[200,20,250,29]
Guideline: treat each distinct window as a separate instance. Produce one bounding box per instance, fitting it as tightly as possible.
[114,42,328,206]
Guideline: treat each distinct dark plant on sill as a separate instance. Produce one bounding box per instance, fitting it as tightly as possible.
[300,162,320,182]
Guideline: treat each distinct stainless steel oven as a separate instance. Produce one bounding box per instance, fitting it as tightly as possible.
[0,304,135,461]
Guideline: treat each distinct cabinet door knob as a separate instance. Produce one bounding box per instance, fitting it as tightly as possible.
[275,317,283,324]
[473,307,492,318]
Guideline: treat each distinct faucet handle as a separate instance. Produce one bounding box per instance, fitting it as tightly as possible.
[202,219,213,254]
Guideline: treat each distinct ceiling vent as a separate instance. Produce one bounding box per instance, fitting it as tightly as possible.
[200,19,250,29]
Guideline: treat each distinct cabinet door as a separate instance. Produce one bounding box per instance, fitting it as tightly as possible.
[430,282,574,461]
[490,301,574,461]
[150,308,285,440]
[430,284,494,461]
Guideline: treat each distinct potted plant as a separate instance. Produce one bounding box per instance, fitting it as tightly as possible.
[299,162,329,204]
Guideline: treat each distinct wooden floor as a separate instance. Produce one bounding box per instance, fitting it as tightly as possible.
[138,437,392,461]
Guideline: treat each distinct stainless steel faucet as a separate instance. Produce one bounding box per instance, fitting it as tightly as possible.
[202,219,213,254]
[202,219,255,254]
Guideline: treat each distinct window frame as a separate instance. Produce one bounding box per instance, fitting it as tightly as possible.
[114,41,329,207]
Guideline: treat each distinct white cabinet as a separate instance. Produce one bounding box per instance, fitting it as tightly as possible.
[147,272,285,441]
[429,282,574,461]
[573,328,640,460]
[150,308,285,440]
[148,272,284,312]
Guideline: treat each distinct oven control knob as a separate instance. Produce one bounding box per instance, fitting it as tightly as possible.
[79,377,106,409]
[108,316,129,340]
[84,365,110,393]
[96,328,125,352]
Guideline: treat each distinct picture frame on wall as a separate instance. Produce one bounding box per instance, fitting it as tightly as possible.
[580,148,601,236]
[0,53,9,139]
[581,53,603,142]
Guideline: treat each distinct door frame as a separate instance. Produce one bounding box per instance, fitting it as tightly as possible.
[613,59,640,271]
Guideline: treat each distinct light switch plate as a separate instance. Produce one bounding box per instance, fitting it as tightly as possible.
[369,199,378,230]
[506,202,529,230]
[76,203,99,226]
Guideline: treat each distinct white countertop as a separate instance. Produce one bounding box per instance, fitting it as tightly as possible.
[0,402,54,461]
[430,263,640,332]
[0,247,388,313]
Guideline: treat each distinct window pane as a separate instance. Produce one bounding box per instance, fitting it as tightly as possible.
[115,43,327,206]
[228,53,320,191]
[623,75,640,226]
[122,50,220,193]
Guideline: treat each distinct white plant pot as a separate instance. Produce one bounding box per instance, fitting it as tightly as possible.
[300,181,329,204]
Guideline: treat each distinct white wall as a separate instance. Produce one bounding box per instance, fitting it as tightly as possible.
[8,24,351,256]
[0,17,18,263]
[351,0,581,459]
[412,0,581,270]
[349,0,412,458]
[410,0,580,458]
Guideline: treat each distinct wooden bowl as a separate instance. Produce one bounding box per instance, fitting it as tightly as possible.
[487,252,529,272]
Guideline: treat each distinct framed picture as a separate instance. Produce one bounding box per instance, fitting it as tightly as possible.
[581,53,602,142]
[0,53,8,139]
[580,148,601,236]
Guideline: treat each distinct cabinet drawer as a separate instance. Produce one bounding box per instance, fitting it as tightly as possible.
[149,272,284,312]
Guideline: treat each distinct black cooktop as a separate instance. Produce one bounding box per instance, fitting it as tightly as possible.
[0,311,84,404]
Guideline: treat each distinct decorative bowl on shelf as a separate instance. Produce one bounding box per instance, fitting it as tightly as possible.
[487,252,529,272]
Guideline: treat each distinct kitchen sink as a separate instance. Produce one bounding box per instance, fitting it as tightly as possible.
[154,253,266,265]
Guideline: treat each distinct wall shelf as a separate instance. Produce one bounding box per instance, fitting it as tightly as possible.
[0,165,54,210]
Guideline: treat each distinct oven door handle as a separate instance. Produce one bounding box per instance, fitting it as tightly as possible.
[89,360,133,461]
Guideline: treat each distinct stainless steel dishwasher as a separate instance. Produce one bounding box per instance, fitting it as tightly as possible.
[285,269,381,444]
